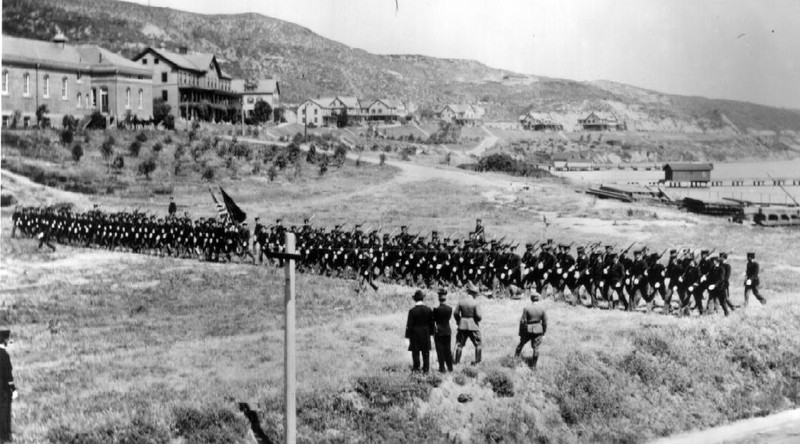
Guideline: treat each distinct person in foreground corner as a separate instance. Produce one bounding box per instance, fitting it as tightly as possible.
[405,290,434,373]
[432,288,454,373]
[515,291,547,369]
[454,282,483,365]
[0,329,18,443]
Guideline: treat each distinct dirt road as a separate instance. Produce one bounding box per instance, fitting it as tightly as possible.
[649,408,800,444]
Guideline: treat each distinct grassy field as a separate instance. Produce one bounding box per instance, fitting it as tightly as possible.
[1,126,800,443]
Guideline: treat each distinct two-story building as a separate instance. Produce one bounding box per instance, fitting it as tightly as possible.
[2,33,152,128]
[439,104,485,126]
[132,46,237,122]
[327,96,361,126]
[364,99,407,123]
[231,78,281,121]
[297,98,331,127]
[519,112,563,131]
[578,112,624,131]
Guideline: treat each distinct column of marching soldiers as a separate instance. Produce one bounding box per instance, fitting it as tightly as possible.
[11,205,765,316]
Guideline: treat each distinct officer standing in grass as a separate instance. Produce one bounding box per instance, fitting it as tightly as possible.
[432,288,454,373]
[454,283,483,365]
[515,292,548,369]
[0,329,18,443]
[405,290,434,373]
[744,252,766,306]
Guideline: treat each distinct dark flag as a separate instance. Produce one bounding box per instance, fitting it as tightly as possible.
[219,186,247,224]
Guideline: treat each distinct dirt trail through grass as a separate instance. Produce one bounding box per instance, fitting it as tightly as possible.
[650,408,800,444]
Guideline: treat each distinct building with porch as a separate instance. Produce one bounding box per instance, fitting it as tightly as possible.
[132,46,237,122]
[364,99,407,123]
[231,78,281,121]
[2,34,152,128]
[519,112,563,131]
[578,111,624,131]
[439,104,485,126]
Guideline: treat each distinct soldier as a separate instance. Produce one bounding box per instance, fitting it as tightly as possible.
[609,253,626,309]
[744,252,766,306]
[514,291,548,369]
[474,218,485,243]
[719,252,735,313]
[707,255,730,316]
[36,218,57,252]
[168,197,177,219]
[432,288,454,373]
[454,282,483,365]
[0,329,17,443]
[405,290,434,373]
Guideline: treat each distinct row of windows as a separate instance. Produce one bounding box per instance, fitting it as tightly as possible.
[2,71,70,99]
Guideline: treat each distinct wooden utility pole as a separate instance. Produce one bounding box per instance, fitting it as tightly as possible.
[263,233,301,444]
[283,233,297,444]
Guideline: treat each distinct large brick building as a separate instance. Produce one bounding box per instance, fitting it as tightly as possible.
[132,46,237,122]
[2,34,153,128]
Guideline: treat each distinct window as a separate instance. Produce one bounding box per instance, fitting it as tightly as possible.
[125,88,131,108]
[43,75,50,98]
[162,90,168,101]
[314,108,318,115]
[77,92,82,108]
[142,59,148,65]
[76,71,83,83]
[161,72,168,83]
[91,88,97,108]
[154,58,159,64]
[23,73,30,96]
[61,77,68,99]
[2,71,9,95]
[2,116,8,127]
[138,89,143,109]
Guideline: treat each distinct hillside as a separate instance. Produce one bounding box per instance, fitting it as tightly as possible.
[4,0,800,143]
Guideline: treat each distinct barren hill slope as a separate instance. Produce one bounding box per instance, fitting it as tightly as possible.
[4,0,800,141]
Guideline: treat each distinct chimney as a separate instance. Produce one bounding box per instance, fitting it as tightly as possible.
[52,31,68,49]
[178,46,188,54]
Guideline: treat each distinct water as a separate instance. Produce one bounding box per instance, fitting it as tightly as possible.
[554,159,800,204]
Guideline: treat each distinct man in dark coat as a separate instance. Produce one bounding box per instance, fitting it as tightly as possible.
[0,329,17,443]
[744,252,766,306]
[515,292,548,369]
[432,288,454,373]
[405,290,434,373]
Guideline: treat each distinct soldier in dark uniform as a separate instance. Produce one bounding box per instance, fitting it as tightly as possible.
[744,252,766,306]
[0,329,17,443]
[168,197,177,219]
[432,289,454,373]
[405,290,434,373]
[707,255,730,316]
[610,253,626,309]
[515,292,547,369]
[474,219,485,243]
[36,219,57,252]
[719,253,735,313]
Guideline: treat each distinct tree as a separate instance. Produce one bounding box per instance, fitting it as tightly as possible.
[162,114,175,130]
[202,167,215,182]
[336,108,349,128]
[112,154,125,171]
[35,104,49,128]
[137,157,157,180]
[253,100,272,124]
[60,128,74,145]
[87,111,106,130]
[62,115,78,132]
[129,140,142,157]
[153,98,171,125]
[71,143,83,163]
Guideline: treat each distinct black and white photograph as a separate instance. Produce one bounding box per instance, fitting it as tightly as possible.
[1,0,800,442]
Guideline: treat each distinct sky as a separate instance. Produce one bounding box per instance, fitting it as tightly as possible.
[128,0,800,109]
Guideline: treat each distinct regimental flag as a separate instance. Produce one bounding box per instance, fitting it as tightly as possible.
[209,187,228,222]
[219,186,247,224]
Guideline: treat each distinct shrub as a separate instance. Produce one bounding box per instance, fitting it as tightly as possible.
[112,154,125,170]
[274,154,288,170]
[163,135,173,145]
[462,366,479,379]
[267,166,277,182]
[62,115,78,132]
[129,140,142,157]
[87,110,107,129]
[555,352,628,425]
[137,157,157,180]
[379,153,387,166]
[162,114,175,130]
[484,369,515,397]
[202,167,215,182]
[60,128,74,145]
[71,143,83,163]
[136,131,148,142]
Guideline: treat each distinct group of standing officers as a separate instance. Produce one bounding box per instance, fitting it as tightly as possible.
[405,284,547,372]
[11,205,765,316]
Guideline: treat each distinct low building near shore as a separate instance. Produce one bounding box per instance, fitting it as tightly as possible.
[663,162,713,183]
